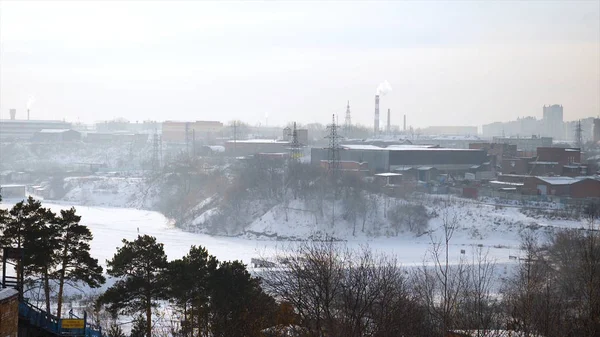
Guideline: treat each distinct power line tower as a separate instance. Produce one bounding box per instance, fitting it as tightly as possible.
[152,131,160,171]
[184,122,191,157]
[575,119,584,151]
[326,114,341,174]
[325,114,341,228]
[289,122,302,162]
[344,100,351,131]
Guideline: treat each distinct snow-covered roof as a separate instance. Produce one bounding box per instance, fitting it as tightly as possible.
[206,145,225,152]
[530,161,558,165]
[341,144,388,150]
[534,176,587,185]
[0,288,18,301]
[565,148,580,152]
[490,180,524,186]
[0,184,26,188]
[375,173,402,177]
[385,144,437,149]
[227,139,289,144]
[38,129,74,133]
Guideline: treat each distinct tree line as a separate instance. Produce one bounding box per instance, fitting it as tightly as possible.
[1,195,599,337]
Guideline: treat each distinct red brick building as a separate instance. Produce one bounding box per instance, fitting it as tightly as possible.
[0,288,19,337]
[523,176,600,198]
[502,147,585,176]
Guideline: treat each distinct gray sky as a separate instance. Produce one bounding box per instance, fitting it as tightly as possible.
[1,1,599,127]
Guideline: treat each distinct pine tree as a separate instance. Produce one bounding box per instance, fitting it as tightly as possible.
[99,235,168,337]
[209,260,277,337]
[129,315,148,337]
[166,246,217,336]
[107,322,126,337]
[53,207,105,319]
[0,197,58,313]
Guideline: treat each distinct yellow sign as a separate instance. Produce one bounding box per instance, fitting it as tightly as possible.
[61,319,85,329]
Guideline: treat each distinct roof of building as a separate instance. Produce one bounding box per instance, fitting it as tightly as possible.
[341,144,388,151]
[530,161,558,165]
[0,119,69,124]
[0,184,26,188]
[38,129,75,134]
[375,173,402,177]
[490,180,524,186]
[227,139,289,144]
[0,287,18,301]
[533,176,591,185]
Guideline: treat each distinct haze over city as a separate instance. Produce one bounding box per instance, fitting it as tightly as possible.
[1,1,599,127]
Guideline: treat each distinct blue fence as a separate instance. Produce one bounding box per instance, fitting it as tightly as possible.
[19,299,103,337]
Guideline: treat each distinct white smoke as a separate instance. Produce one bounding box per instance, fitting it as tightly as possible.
[376,80,392,96]
[26,95,36,109]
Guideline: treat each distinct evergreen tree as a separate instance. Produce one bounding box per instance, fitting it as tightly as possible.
[209,260,277,337]
[0,197,58,314]
[107,322,126,337]
[99,235,168,337]
[53,207,105,319]
[166,246,217,336]
[129,315,148,337]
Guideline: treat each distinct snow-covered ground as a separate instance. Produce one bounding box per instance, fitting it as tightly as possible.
[1,198,587,268]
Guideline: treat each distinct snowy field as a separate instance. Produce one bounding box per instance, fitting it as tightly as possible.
[0,199,556,268]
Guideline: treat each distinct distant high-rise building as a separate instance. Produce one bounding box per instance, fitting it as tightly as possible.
[543,104,564,139]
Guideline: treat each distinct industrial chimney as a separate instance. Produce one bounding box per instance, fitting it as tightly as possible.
[27,109,30,120]
[9,109,16,120]
[403,115,406,131]
[387,108,391,133]
[374,95,380,134]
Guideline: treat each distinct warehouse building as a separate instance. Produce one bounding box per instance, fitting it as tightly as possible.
[225,139,291,156]
[0,119,72,141]
[162,120,224,143]
[522,176,600,198]
[311,144,487,176]
[31,129,81,142]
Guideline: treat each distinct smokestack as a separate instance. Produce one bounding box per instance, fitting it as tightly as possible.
[374,95,380,134]
[403,115,406,131]
[9,109,16,120]
[27,109,30,120]
[387,108,391,133]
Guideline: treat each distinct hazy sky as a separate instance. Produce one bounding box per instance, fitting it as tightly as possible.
[1,1,599,127]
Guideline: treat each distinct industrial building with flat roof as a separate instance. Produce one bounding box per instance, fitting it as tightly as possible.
[311,144,487,174]
[0,119,72,140]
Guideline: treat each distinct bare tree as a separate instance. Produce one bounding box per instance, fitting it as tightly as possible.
[414,205,469,336]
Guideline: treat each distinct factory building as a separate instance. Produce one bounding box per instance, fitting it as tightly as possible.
[311,144,487,176]
[492,136,553,154]
[0,119,72,141]
[501,147,585,176]
[162,120,224,143]
[522,176,600,198]
[224,139,291,156]
[31,129,81,142]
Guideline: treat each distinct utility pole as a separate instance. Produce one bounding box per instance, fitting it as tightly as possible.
[575,120,584,152]
[344,101,352,137]
[326,114,341,228]
[152,131,160,172]
[185,122,190,157]
[232,121,237,156]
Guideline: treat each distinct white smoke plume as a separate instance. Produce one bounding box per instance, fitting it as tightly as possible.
[26,95,36,109]
[376,80,392,96]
